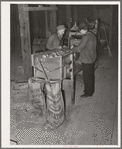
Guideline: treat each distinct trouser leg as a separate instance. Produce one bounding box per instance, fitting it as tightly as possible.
[82,63,95,96]
[73,63,82,75]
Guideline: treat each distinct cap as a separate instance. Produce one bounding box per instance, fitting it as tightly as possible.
[57,25,66,30]
[79,22,88,30]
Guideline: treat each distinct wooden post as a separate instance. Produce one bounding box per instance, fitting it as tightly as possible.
[11,5,15,52]
[66,5,71,32]
[70,53,75,105]
[50,5,57,33]
[18,4,32,79]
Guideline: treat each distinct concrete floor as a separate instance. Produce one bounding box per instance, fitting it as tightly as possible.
[10,47,119,146]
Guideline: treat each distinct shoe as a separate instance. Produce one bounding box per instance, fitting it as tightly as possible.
[80,94,92,98]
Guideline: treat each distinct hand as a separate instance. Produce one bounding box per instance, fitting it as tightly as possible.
[57,46,62,50]
[63,45,67,48]
[70,45,74,49]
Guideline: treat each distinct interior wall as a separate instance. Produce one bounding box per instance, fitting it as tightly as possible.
[11,4,118,51]
[57,5,94,28]
[11,4,21,53]
[94,5,118,46]
[112,5,118,45]
[29,11,46,43]
[57,5,66,26]
[78,5,94,25]
[95,6,111,24]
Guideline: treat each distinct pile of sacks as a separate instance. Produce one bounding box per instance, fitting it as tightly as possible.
[11,77,46,123]
[11,77,65,130]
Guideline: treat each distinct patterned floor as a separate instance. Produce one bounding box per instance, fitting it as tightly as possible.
[10,50,118,146]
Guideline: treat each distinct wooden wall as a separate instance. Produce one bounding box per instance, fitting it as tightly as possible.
[57,5,94,28]
[94,5,118,46]
[11,4,118,52]
[57,5,66,25]
[29,11,46,43]
[11,4,21,52]
[78,5,94,24]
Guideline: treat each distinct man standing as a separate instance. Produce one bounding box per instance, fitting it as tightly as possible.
[46,25,66,50]
[71,22,97,97]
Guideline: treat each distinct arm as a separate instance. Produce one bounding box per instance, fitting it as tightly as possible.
[46,35,55,50]
[46,34,62,50]
[71,36,88,53]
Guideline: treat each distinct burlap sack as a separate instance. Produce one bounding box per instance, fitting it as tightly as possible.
[45,80,65,129]
[28,77,46,116]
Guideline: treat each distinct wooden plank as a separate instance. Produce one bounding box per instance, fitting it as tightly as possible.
[66,5,71,32]
[45,11,48,38]
[94,5,97,19]
[50,8,52,34]
[23,6,58,11]
[73,6,78,24]
[50,5,57,33]
[45,11,51,38]
[32,11,38,39]
[18,4,32,79]
[60,56,63,80]
[70,53,75,105]
[109,5,113,47]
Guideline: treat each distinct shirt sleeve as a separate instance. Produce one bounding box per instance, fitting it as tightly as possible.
[46,35,55,50]
[72,36,88,53]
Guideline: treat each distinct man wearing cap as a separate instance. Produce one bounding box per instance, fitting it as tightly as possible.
[71,22,97,98]
[46,25,66,50]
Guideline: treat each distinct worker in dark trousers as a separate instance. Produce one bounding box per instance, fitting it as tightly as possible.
[71,22,97,98]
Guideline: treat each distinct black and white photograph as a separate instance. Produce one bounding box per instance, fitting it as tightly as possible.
[1,1,121,147]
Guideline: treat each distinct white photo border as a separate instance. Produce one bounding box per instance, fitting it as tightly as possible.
[1,1,121,148]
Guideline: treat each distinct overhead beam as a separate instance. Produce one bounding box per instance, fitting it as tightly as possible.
[18,4,32,79]
[23,6,58,11]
